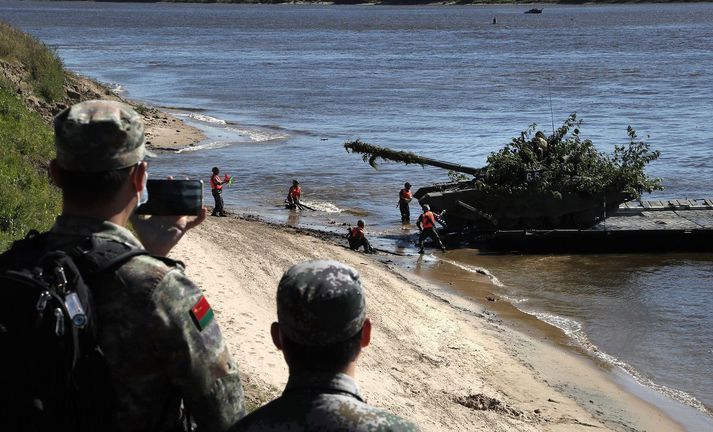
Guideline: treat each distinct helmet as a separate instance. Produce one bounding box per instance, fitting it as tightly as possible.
[405,182,411,188]
[422,204,430,211]
[357,219,365,227]
[212,166,219,174]
[292,179,299,186]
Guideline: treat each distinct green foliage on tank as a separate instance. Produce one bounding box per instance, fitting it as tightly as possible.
[476,114,662,201]
[425,114,663,229]
[345,114,663,230]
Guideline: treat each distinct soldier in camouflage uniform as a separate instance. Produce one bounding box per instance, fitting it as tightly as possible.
[231,260,418,432]
[46,100,245,431]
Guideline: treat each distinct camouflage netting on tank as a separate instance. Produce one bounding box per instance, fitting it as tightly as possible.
[478,114,663,200]
[345,114,663,201]
[344,139,426,169]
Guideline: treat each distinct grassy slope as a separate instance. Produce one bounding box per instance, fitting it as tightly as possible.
[0,21,63,250]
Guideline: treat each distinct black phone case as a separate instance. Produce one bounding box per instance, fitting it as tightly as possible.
[136,179,203,216]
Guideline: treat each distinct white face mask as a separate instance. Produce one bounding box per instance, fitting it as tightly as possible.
[138,170,149,206]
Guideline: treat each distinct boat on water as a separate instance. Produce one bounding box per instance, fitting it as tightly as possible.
[524,8,543,14]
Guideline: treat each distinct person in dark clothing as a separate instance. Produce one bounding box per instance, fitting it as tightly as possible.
[347,220,374,253]
[416,204,446,254]
[229,260,418,432]
[5,100,246,431]
[398,182,413,224]
[210,167,230,217]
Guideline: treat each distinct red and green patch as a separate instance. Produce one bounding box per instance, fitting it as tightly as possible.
[190,295,214,331]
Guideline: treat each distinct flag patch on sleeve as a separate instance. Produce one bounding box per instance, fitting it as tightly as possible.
[190,295,214,331]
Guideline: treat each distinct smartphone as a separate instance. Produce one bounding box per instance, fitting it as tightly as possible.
[136,179,203,216]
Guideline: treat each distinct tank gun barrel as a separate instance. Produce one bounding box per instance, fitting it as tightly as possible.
[344,140,484,176]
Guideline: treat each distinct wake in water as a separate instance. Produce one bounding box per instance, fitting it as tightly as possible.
[299,200,343,213]
[174,141,234,153]
[186,113,226,125]
[174,112,290,144]
[439,259,505,287]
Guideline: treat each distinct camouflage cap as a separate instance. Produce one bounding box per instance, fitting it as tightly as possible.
[54,100,148,172]
[277,260,366,347]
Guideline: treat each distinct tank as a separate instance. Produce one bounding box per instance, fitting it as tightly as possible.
[344,139,637,233]
[413,179,633,232]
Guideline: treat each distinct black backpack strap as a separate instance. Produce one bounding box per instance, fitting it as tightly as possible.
[0,231,51,268]
[74,240,150,276]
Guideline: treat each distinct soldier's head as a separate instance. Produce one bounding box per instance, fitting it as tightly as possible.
[212,167,220,175]
[50,100,149,211]
[271,260,371,374]
[292,179,299,187]
[404,182,411,189]
[357,220,365,228]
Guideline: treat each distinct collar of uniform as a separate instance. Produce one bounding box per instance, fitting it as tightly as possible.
[284,372,364,402]
[51,215,143,249]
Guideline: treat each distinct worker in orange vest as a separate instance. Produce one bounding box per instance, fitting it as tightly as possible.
[347,220,374,253]
[416,204,446,254]
[398,182,413,224]
[286,180,302,210]
[210,166,230,217]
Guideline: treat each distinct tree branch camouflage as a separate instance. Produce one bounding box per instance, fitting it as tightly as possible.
[344,114,663,201]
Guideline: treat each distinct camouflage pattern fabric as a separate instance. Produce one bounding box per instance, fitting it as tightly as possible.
[54,100,151,173]
[231,372,418,432]
[276,260,366,347]
[46,215,245,432]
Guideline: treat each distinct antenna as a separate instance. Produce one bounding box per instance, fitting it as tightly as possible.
[548,77,555,136]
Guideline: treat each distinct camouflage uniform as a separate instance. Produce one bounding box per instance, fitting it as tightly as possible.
[45,216,245,432]
[231,260,418,432]
[47,100,245,431]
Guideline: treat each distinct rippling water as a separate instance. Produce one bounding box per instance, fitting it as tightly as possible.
[3,1,712,425]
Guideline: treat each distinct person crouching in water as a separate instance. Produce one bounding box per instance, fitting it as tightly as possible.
[347,220,374,253]
[286,180,301,210]
[416,204,446,254]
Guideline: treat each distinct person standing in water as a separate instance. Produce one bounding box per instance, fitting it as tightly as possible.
[398,182,413,224]
[416,204,446,254]
[210,167,231,217]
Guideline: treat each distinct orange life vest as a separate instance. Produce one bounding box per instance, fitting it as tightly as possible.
[289,186,301,199]
[422,211,436,229]
[350,227,364,239]
[399,189,412,201]
[210,174,222,190]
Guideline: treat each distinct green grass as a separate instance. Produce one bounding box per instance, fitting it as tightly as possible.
[0,84,61,250]
[0,21,65,102]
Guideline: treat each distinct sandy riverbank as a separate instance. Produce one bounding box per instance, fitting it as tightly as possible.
[168,214,683,431]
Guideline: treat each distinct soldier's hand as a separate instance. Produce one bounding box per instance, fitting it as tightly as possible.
[131,207,208,257]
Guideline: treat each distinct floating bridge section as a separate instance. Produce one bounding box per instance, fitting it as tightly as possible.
[485,199,713,253]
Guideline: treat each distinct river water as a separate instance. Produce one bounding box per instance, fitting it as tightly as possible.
[2,1,712,427]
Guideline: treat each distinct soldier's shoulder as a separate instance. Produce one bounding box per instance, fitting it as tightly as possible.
[340,397,419,431]
[314,394,419,431]
[231,394,418,432]
[113,248,186,293]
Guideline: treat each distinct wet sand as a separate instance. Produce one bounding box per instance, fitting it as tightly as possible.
[142,107,205,150]
[169,214,683,431]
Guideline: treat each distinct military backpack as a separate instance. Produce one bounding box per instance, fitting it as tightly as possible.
[0,230,149,431]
